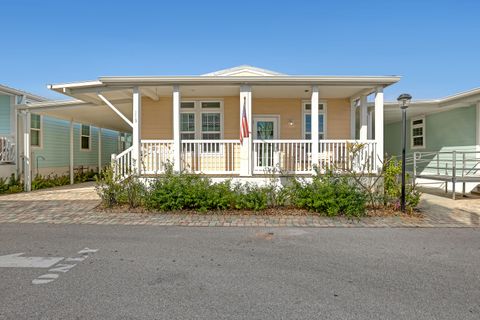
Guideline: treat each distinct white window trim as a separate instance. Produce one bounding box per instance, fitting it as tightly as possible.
[30,113,43,149]
[180,100,224,140]
[80,124,91,151]
[411,116,426,149]
[302,100,327,140]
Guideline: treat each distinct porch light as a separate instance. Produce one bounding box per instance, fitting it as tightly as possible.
[397,93,412,110]
[288,119,294,127]
[397,93,413,213]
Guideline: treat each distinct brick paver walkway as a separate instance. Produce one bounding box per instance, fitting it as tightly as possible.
[0,183,479,227]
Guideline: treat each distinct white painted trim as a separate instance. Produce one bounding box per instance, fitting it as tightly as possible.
[410,115,426,150]
[239,85,252,176]
[30,113,43,150]
[301,100,327,139]
[132,87,142,174]
[311,86,319,170]
[374,87,384,169]
[172,85,181,172]
[179,100,224,140]
[79,124,91,151]
[23,111,31,191]
[98,128,102,171]
[97,93,133,128]
[359,95,368,140]
[252,115,280,139]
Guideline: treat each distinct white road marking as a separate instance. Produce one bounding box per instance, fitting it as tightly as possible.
[0,253,64,268]
[32,247,99,285]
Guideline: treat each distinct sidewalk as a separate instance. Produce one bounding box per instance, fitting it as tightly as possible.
[0,183,479,227]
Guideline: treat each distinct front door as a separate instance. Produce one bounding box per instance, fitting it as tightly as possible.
[253,116,279,168]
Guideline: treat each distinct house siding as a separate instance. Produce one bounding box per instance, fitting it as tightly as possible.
[384,105,478,175]
[141,96,352,140]
[31,116,121,175]
[0,95,11,135]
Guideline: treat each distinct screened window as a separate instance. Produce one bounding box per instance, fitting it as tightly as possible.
[411,117,425,148]
[303,103,326,140]
[30,114,41,147]
[81,125,91,150]
[180,113,196,140]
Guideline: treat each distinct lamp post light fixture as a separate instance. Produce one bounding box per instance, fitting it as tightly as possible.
[397,93,412,212]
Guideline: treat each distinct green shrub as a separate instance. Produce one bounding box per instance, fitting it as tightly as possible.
[144,169,233,212]
[382,157,422,212]
[118,175,146,208]
[231,183,268,211]
[32,174,70,190]
[288,174,367,217]
[0,174,23,195]
[95,166,123,207]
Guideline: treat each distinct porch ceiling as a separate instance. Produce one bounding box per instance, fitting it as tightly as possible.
[50,83,387,104]
[17,100,133,132]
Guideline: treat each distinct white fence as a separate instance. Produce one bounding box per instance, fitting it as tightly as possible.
[0,136,15,164]
[181,140,241,174]
[319,140,377,173]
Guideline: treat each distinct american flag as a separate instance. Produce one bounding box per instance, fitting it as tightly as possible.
[240,98,249,145]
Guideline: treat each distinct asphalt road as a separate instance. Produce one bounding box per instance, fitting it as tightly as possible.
[0,224,479,320]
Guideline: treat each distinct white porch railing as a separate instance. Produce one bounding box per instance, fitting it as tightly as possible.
[141,140,174,174]
[0,136,15,164]
[253,139,377,174]
[253,140,313,174]
[115,139,377,177]
[319,140,377,173]
[181,140,241,174]
[112,146,133,180]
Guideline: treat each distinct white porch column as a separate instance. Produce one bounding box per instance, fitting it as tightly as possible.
[239,85,252,176]
[374,87,384,170]
[69,120,74,185]
[132,87,142,174]
[23,111,31,191]
[311,86,319,171]
[350,99,356,139]
[98,128,102,172]
[359,95,368,140]
[172,85,181,172]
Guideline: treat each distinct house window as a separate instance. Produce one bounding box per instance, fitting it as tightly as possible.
[180,113,196,140]
[119,132,131,151]
[30,114,41,147]
[411,117,425,148]
[303,102,326,140]
[81,125,91,150]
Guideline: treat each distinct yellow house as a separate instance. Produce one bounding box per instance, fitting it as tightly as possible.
[17,65,400,187]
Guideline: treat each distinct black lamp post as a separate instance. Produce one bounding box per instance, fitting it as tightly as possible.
[397,93,412,212]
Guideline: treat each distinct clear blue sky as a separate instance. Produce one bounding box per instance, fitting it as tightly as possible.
[1,0,479,101]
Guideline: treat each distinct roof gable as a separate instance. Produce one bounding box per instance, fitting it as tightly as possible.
[202,65,285,77]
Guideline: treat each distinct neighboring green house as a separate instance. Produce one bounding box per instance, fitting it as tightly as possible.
[384,88,480,193]
[0,84,130,181]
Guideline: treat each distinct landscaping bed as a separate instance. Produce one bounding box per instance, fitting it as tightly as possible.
[95,156,421,218]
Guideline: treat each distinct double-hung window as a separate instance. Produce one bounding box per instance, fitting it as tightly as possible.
[411,116,425,149]
[30,114,42,147]
[180,100,223,153]
[81,125,91,150]
[303,102,326,140]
